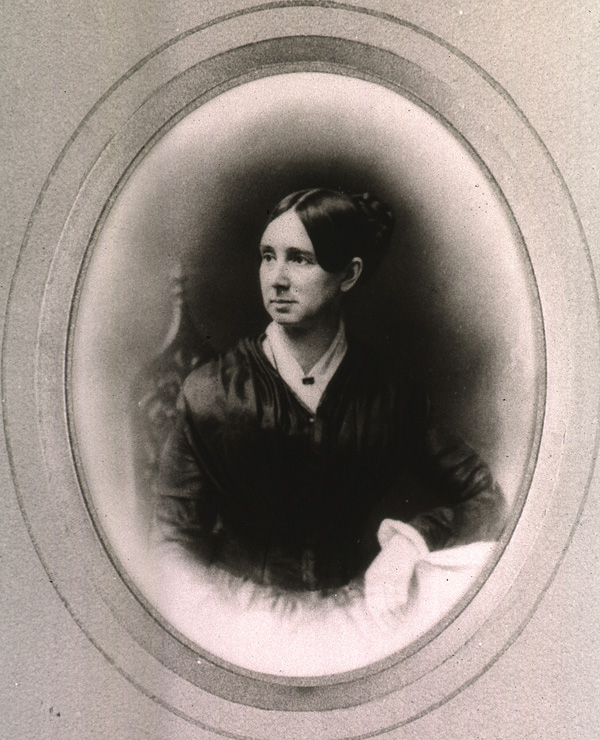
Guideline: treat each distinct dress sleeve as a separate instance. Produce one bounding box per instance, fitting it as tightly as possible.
[152,392,220,559]
[407,400,508,551]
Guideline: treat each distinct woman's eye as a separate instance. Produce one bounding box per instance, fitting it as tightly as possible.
[292,254,309,265]
[261,253,274,262]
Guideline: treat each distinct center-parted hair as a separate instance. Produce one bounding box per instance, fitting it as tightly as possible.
[266,189,395,281]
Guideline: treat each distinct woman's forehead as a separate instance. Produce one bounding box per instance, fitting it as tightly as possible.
[260,209,314,252]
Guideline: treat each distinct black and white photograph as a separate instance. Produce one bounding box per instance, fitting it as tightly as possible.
[2,3,598,738]
[71,73,538,674]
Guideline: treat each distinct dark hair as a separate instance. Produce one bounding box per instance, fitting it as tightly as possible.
[266,189,394,281]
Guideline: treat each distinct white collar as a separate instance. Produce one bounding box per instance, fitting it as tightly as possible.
[263,321,348,414]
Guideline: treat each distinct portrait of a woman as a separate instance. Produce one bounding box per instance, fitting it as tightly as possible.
[62,71,542,678]
[151,188,507,612]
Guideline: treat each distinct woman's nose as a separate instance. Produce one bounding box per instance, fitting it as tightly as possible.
[272,260,290,287]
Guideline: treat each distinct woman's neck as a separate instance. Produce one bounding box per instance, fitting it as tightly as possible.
[278,314,342,374]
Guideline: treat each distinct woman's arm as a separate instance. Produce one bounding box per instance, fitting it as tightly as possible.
[408,418,508,551]
[151,393,220,560]
[364,403,507,612]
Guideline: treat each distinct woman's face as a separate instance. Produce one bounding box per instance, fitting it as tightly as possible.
[259,209,347,330]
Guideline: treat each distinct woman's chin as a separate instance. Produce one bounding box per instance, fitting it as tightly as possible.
[269,310,300,326]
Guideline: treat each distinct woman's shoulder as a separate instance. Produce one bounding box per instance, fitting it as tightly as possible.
[180,335,267,411]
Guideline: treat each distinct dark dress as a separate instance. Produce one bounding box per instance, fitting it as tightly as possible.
[154,335,506,591]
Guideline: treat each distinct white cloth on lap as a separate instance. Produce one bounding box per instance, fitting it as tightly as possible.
[364,519,430,616]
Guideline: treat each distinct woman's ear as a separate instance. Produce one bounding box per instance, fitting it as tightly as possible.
[340,257,363,293]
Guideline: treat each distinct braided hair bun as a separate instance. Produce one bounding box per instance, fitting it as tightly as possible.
[350,192,395,277]
[267,188,395,282]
